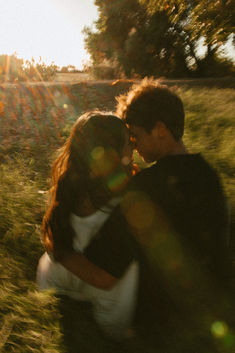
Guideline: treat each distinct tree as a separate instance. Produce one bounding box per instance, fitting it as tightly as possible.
[142,0,235,75]
[84,0,192,77]
[84,0,234,78]
[83,0,145,77]
[60,65,78,73]
[60,66,69,73]
[190,0,234,46]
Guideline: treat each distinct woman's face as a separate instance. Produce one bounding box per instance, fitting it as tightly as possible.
[121,128,133,172]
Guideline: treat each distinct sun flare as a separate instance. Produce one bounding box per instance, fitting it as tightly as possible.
[0,0,98,69]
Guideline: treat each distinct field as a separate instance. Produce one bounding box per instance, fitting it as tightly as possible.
[54,72,92,83]
[0,79,234,352]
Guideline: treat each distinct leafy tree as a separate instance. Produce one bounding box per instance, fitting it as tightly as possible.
[83,0,193,77]
[84,0,234,78]
[142,0,235,76]
[190,0,234,46]
[67,65,77,72]
[60,65,78,73]
[61,66,69,73]
[83,0,144,77]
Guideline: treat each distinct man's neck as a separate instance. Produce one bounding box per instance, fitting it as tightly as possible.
[158,139,188,160]
[168,140,188,156]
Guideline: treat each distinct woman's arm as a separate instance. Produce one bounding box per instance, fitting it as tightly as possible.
[60,250,118,290]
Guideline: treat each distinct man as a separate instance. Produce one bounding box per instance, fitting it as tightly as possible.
[89,78,230,324]
[78,79,231,343]
[115,78,230,280]
[113,78,231,333]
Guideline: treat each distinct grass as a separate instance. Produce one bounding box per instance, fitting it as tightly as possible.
[0,81,234,352]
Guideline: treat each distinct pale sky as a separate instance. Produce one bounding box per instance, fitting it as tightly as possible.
[0,0,98,69]
[0,0,234,70]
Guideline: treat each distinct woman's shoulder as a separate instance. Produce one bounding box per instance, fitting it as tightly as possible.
[71,197,122,222]
[70,197,123,252]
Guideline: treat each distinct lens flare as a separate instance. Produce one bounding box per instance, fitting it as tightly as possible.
[107,171,129,193]
[91,146,104,160]
[90,148,119,177]
[211,321,228,338]
[121,156,131,166]
[126,199,155,230]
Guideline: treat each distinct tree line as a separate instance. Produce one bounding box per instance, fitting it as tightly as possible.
[83,0,235,78]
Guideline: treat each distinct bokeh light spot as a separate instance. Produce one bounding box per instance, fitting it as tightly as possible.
[91,146,104,160]
[107,171,128,193]
[63,103,68,109]
[211,321,228,338]
[90,148,119,178]
[121,156,131,166]
[126,199,155,230]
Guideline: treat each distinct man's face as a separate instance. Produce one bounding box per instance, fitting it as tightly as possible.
[121,128,134,175]
[129,125,161,163]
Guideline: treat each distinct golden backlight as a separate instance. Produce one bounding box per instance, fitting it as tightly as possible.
[0,0,98,69]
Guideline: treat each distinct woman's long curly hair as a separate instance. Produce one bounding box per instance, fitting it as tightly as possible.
[42,111,129,260]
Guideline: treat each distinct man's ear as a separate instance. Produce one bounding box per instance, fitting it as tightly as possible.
[151,121,168,137]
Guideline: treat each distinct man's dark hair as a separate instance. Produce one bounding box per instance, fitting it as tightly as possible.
[116,78,185,140]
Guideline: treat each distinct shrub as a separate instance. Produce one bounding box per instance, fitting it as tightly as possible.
[23,58,58,81]
[0,54,24,82]
[0,55,59,82]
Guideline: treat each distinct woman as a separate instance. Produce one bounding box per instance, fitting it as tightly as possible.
[37,111,139,340]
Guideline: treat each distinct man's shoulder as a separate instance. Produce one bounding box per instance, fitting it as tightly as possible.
[128,163,159,192]
[131,162,161,181]
[127,153,221,193]
[128,155,185,192]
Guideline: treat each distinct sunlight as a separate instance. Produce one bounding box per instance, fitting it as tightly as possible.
[0,0,98,69]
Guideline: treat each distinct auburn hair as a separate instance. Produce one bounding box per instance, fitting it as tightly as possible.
[42,111,129,260]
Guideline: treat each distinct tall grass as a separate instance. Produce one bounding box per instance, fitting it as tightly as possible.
[182,88,235,198]
[0,82,234,352]
[0,157,63,352]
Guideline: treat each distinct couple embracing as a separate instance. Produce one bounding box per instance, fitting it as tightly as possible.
[37,78,230,343]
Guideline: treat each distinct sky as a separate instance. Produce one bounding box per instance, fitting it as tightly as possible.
[0,0,98,69]
[0,0,234,70]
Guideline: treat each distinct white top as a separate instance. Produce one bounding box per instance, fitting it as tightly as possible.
[36,198,139,340]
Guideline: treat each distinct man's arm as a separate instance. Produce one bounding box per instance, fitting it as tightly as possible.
[85,205,140,277]
[59,205,139,290]
[60,250,118,290]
